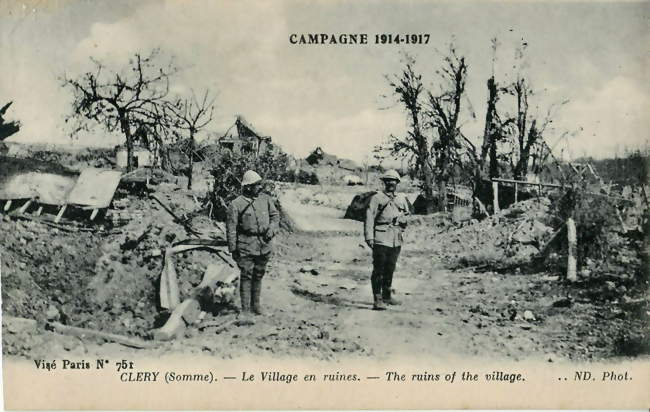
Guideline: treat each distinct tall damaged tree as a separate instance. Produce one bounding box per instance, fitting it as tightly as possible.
[427,45,468,211]
[167,89,215,190]
[504,76,567,180]
[510,77,538,180]
[461,73,505,213]
[386,53,437,213]
[502,43,567,181]
[462,39,511,192]
[62,49,178,171]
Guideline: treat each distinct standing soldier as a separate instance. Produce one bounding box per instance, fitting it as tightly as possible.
[364,169,410,310]
[226,170,280,318]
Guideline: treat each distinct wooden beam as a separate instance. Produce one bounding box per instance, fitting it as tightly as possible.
[491,178,634,203]
[47,321,159,349]
[492,177,563,189]
[54,204,67,223]
[566,217,577,282]
[18,199,33,214]
[35,206,43,216]
[90,209,99,221]
[3,200,12,212]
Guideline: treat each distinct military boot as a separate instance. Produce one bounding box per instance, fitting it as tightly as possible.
[373,294,387,311]
[239,279,252,315]
[382,289,401,306]
[251,279,264,315]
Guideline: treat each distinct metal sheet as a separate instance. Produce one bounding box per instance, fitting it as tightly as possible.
[66,168,122,209]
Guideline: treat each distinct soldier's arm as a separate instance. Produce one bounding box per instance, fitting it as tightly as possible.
[400,194,411,216]
[364,195,378,244]
[268,196,280,236]
[225,201,239,254]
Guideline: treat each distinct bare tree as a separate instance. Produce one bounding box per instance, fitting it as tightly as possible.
[426,45,468,211]
[166,89,215,189]
[385,53,437,213]
[385,47,469,213]
[62,49,178,171]
[0,101,20,141]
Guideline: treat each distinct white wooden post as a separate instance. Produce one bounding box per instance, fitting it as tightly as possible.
[567,217,577,282]
[492,181,500,213]
[514,182,518,203]
[54,204,67,223]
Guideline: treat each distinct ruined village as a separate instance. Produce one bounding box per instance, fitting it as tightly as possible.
[1,42,648,364]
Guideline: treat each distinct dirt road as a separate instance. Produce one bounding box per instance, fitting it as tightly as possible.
[173,213,639,362]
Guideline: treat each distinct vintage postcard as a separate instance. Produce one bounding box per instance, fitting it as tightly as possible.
[1,0,648,409]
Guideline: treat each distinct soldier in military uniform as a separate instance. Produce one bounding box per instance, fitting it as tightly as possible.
[364,169,410,310]
[226,170,280,317]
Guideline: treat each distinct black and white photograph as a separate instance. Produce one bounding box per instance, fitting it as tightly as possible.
[0,0,648,409]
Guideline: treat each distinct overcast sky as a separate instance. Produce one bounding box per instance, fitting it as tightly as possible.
[1,0,648,163]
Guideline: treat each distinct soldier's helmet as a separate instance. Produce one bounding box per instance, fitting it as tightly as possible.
[242,170,262,186]
[380,169,401,182]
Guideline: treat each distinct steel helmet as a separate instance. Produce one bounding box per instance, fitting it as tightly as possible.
[241,170,262,186]
[380,169,401,182]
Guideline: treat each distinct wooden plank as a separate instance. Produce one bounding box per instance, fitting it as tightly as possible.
[160,250,182,311]
[492,177,563,188]
[90,209,99,221]
[18,199,33,214]
[3,200,12,212]
[54,204,67,223]
[67,169,122,209]
[35,206,43,216]
[47,321,159,349]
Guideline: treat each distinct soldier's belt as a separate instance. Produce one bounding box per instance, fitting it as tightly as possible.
[239,229,267,236]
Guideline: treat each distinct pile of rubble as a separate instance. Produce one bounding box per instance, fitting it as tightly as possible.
[1,180,238,356]
[410,198,554,269]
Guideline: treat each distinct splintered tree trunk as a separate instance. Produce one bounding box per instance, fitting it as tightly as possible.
[514,121,537,181]
[422,164,436,214]
[489,138,499,179]
[481,77,501,182]
[437,147,451,212]
[515,155,529,181]
[120,114,134,172]
[438,179,448,212]
[188,134,195,190]
[412,111,436,214]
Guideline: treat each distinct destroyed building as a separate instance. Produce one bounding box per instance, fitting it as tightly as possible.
[216,115,273,156]
[115,144,156,169]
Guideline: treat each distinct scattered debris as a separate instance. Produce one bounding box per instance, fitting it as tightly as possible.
[46,321,159,350]
[523,310,536,321]
[300,266,319,276]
